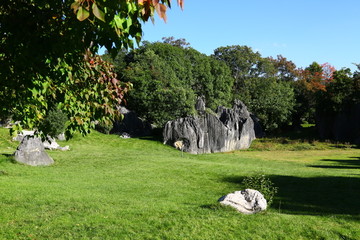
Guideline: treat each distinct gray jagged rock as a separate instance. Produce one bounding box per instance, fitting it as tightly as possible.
[163,99,256,154]
[14,136,54,166]
[218,189,267,214]
[195,96,206,114]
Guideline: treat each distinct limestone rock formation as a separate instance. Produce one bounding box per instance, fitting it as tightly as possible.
[195,96,206,113]
[111,106,152,137]
[14,136,54,166]
[163,99,256,154]
[218,189,267,214]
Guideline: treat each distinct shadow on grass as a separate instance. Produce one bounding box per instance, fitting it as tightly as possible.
[135,128,164,142]
[137,135,163,142]
[223,175,360,215]
[330,145,360,149]
[0,153,16,164]
[267,126,318,141]
[309,157,360,170]
[265,125,360,149]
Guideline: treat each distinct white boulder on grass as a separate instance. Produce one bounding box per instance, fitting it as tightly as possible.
[218,189,267,214]
[13,130,69,151]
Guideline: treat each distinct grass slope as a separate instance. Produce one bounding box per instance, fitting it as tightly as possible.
[0,128,359,239]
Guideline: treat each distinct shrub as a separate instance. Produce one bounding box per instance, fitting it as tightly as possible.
[39,108,68,138]
[242,174,278,207]
[95,121,113,135]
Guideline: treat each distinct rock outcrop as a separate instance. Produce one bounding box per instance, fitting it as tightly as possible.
[14,131,69,151]
[111,107,152,137]
[14,136,54,166]
[218,189,267,214]
[163,99,256,154]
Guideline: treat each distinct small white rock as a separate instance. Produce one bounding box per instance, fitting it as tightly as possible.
[218,189,267,214]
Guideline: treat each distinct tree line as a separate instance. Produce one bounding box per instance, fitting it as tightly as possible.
[103,37,360,134]
[1,0,358,140]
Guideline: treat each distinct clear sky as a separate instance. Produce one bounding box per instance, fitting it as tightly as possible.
[141,0,360,72]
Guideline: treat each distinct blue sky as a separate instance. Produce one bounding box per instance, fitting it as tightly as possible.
[141,0,360,72]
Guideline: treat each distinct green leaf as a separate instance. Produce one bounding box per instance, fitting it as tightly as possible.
[77,6,89,21]
[126,17,133,29]
[30,88,39,97]
[92,3,105,22]
[135,31,142,45]
[114,15,124,29]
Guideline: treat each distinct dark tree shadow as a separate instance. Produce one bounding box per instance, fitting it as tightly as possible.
[0,153,16,164]
[1,153,14,157]
[223,175,360,216]
[309,157,360,170]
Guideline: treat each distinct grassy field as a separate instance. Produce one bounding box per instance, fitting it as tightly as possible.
[0,127,359,239]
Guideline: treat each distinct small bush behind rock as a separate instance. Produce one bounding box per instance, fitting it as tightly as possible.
[242,174,278,207]
[39,108,68,138]
[95,121,113,135]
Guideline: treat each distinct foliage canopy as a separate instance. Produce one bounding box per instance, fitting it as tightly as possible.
[0,0,183,137]
[213,45,295,131]
[107,41,234,126]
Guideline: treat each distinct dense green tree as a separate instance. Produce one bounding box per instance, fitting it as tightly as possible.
[292,62,336,126]
[208,57,234,109]
[0,0,182,137]
[316,67,360,114]
[213,46,264,95]
[291,80,315,126]
[240,77,295,131]
[101,49,128,76]
[123,46,196,126]
[353,64,360,95]
[162,36,190,48]
[186,48,233,110]
[213,45,295,131]
[312,66,360,142]
[268,55,299,82]
[110,41,234,126]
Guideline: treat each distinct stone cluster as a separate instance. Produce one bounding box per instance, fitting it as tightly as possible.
[163,99,257,154]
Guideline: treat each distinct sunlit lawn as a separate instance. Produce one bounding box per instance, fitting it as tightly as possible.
[0,128,359,239]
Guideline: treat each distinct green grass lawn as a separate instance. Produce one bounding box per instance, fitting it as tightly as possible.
[0,128,359,239]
